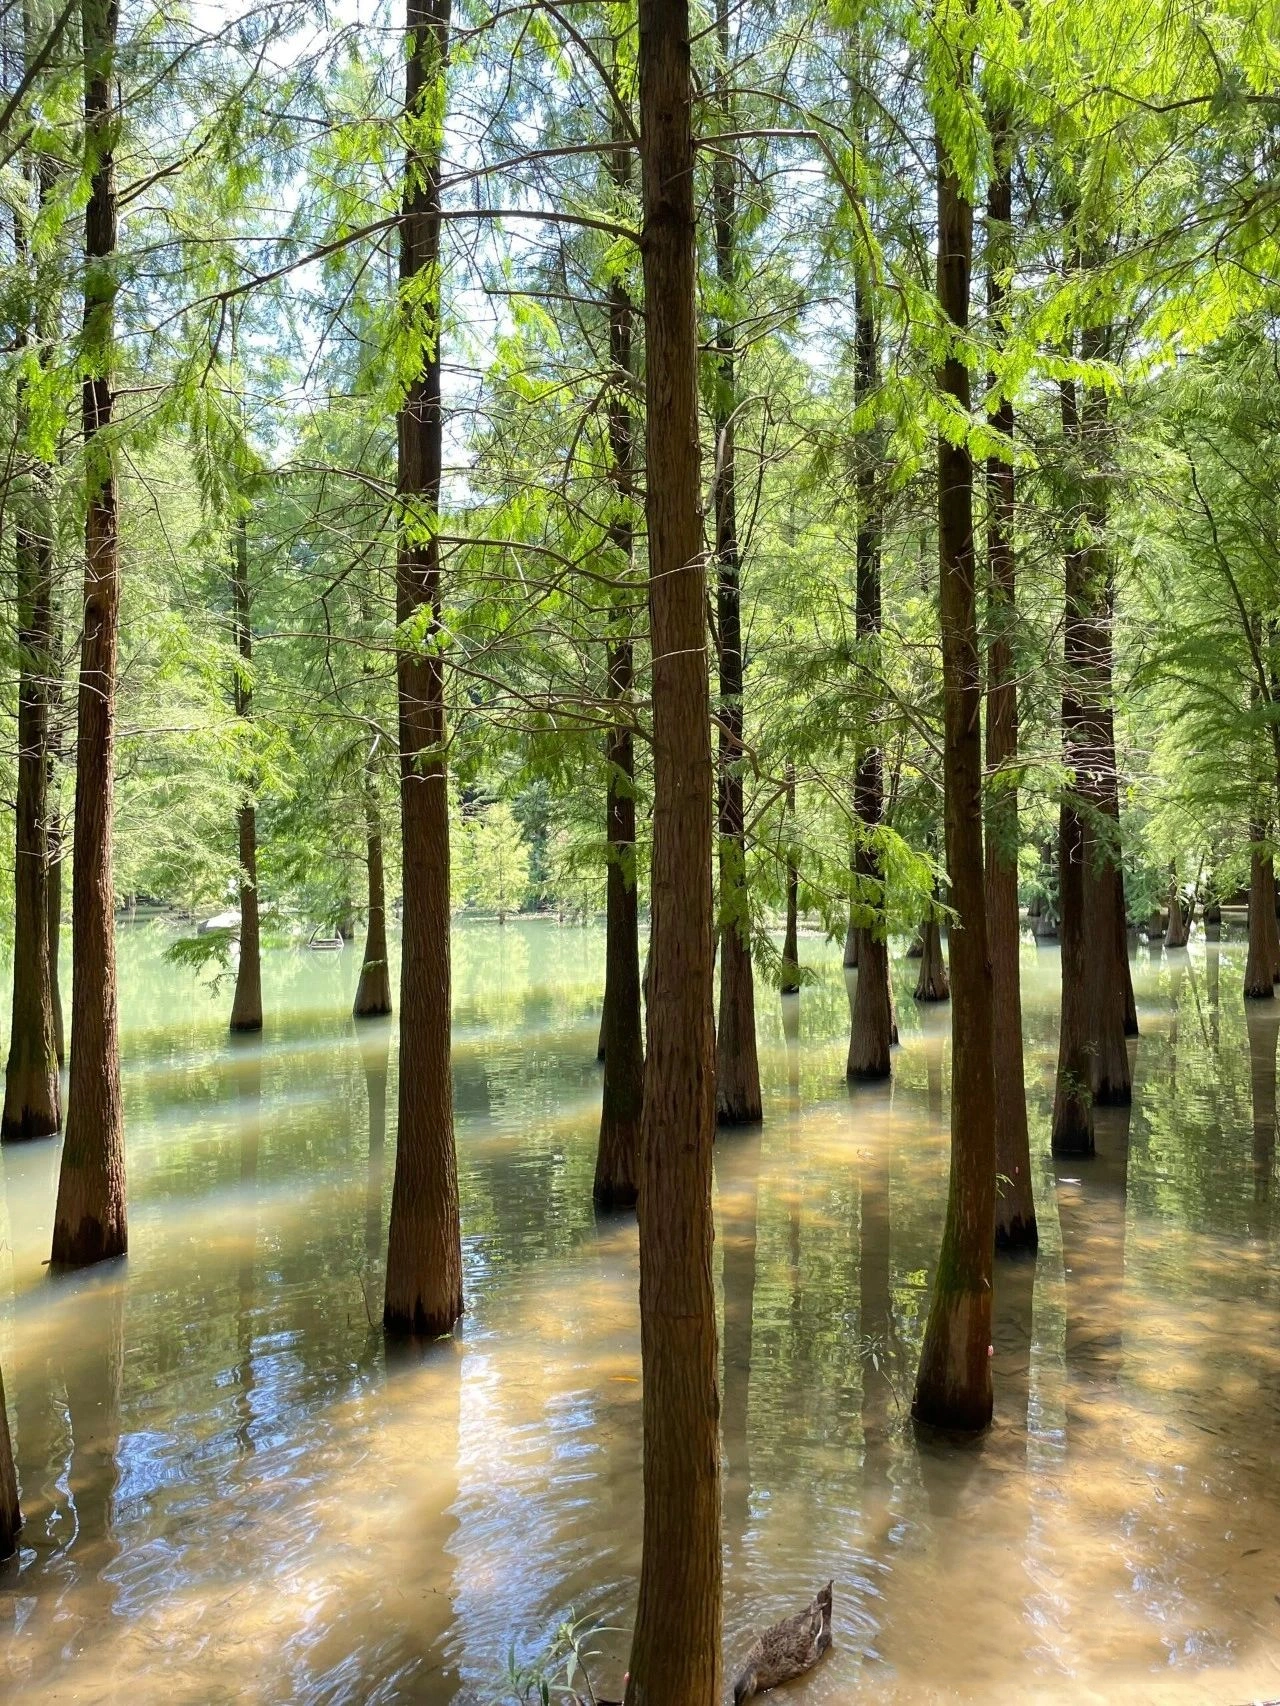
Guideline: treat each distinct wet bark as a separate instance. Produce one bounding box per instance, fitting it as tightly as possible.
[594,85,643,1206]
[624,0,723,1688]
[384,0,463,1338]
[983,118,1035,1250]
[353,768,392,1017]
[780,761,800,994]
[3,74,60,1143]
[847,271,893,1081]
[1245,835,1279,1000]
[229,515,262,1033]
[911,122,995,1435]
[712,0,761,1126]
[52,0,128,1269]
[1051,368,1096,1156]
[0,1359,19,1560]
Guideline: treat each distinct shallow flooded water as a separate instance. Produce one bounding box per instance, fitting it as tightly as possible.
[2,922,1280,1704]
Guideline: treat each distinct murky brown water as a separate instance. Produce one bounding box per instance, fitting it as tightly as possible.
[2,922,1279,1703]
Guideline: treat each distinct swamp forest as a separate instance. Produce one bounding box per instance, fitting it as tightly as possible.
[1,0,1280,1700]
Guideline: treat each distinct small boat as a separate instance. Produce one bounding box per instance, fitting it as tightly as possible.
[732,1581,834,1703]
[308,927,345,952]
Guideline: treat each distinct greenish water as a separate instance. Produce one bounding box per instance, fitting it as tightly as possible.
[1,922,1279,1703]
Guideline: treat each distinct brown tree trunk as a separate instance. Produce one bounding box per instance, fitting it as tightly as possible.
[1164,864,1190,949]
[913,912,950,1002]
[0,1359,19,1561]
[384,0,463,1338]
[983,115,1035,1251]
[52,0,128,1269]
[847,271,893,1081]
[712,0,761,1126]
[47,594,66,1067]
[1051,367,1096,1156]
[624,0,722,1686]
[229,514,262,1033]
[780,760,800,993]
[843,909,859,967]
[594,83,643,1206]
[1116,863,1138,1034]
[353,769,392,1017]
[911,117,996,1435]
[1245,834,1279,1000]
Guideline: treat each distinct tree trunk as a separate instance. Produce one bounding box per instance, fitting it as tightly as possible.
[46,592,66,1068]
[913,913,950,1002]
[780,761,800,993]
[52,0,128,1269]
[624,0,722,1686]
[1164,864,1190,949]
[229,514,262,1033]
[595,82,643,1206]
[911,117,996,1435]
[983,114,1035,1251]
[847,269,893,1081]
[353,769,392,1017]
[384,0,463,1338]
[843,910,859,967]
[1051,367,1096,1156]
[1245,834,1279,1000]
[1116,862,1138,1034]
[712,0,761,1126]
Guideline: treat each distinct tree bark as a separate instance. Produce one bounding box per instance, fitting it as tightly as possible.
[1245,833,1279,1000]
[712,0,761,1126]
[624,0,722,1687]
[913,912,950,1002]
[52,0,127,1269]
[1164,864,1190,949]
[847,270,893,1080]
[384,0,463,1338]
[780,760,800,993]
[47,596,66,1067]
[594,80,643,1207]
[983,115,1035,1251]
[228,514,262,1033]
[353,766,392,1017]
[4,47,60,1142]
[1051,367,1096,1156]
[911,115,996,1435]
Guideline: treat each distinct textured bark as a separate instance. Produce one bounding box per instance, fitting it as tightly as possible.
[712,1,761,1127]
[52,0,128,1269]
[384,0,463,1338]
[913,914,950,1002]
[911,123,995,1435]
[0,1360,20,1561]
[983,118,1035,1252]
[353,773,393,1017]
[1117,863,1138,1035]
[780,761,800,993]
[847,270,893,1081]
[1245,837,1279,1000]
[47,600,66,1067]
[624,0,722,1688]
[4,75,60,1143]
[843,912,859,967]
[1051,368,1096,1156]
[595,88,643,1204]
[229,517,262,1034]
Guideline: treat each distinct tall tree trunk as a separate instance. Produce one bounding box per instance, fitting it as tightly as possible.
[1245,831,1279,1000]
[1086,556,1131,1105]
[1051,366,1096,1156]
[47,592,66,1067]
[982,114,1035,1251]
[780,760,800,993]
[595,82,643,1207]
[624,0,722,1686]
[913,910,950,1002]
[353,764,392,1016]
[3,112,59,1141]
[228,514,262,1033]
[847,270,893,1081]
[712,0,761,1126]
[1164,863,1190,949]
[911,114,996,1434]
[51,0,127,1268]
[384,0,463,1338]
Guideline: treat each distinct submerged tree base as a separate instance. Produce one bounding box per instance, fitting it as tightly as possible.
[383,1295,463,1339]
[995,1211,1039,1253]
[50,1213,127,1270]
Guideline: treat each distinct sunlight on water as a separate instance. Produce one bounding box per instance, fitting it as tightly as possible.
[3,921,1280,1702]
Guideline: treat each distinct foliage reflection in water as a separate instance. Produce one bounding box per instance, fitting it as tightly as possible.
[1,922,1279,1702]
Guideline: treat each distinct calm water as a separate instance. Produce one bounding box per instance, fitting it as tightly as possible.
[1,922,1279,1704]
